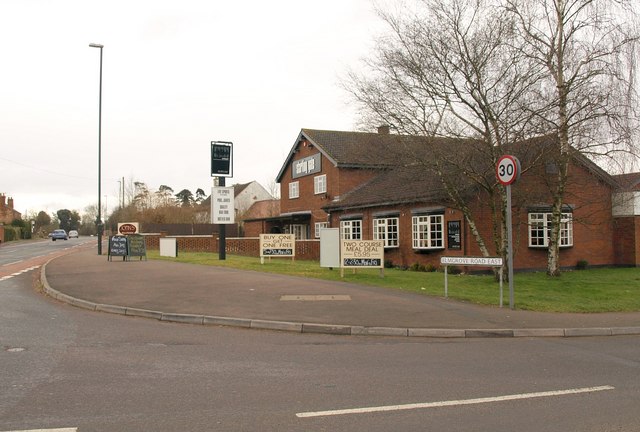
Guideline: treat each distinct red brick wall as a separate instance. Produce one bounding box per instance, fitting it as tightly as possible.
[613,216,639,266]
[144,234,320,260]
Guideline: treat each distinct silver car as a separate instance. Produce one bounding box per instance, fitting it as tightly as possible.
[51,229,68,241]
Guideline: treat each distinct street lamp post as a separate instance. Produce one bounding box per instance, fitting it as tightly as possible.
[89,43,104,255]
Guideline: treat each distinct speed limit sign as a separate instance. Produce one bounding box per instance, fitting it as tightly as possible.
[496,155,521,186]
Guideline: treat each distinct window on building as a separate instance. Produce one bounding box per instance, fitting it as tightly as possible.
[314,175,327,194]
[287,224,308,240]
[314,222,329,238]
[340,219,362,240]
[373,217,399,248]
[528,212,573,247]
[288,181,299,199]
[412,214,444,249]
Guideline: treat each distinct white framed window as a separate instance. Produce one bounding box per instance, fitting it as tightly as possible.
[373,217,399,248]
[314,222,329,238]
[314,175,327,194]
[287,224,308,240]
[412,214,444,249]
[340,219,362,240]
[528,212,573,247]
[288,181,299,199]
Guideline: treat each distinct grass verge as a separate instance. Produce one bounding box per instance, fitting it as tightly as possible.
[148,251,640,313]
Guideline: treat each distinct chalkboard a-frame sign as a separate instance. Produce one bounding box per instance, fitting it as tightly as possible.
[127,234,147,260]
[108,234,147,261]
[108,235,128,261]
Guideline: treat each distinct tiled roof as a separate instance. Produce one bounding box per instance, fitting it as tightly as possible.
[301,129,438,167]
[322,164,460,211]
[276,129,464,182]
[613,172,640,191]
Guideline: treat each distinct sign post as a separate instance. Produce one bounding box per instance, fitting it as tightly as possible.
[440,256,504,306]
[211,141,233,260]
[496,155,521,309]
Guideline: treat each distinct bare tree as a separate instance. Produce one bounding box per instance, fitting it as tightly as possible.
[505,0,640,275]
[346,0,639,277]
[344,0,544,276]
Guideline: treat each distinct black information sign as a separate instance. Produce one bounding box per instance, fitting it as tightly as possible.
[262,248,294,256]
[342,258,382,267]
[211,141,233,177]
[108,235,128,261]
[127,234,147,260]
[447,220,462,250]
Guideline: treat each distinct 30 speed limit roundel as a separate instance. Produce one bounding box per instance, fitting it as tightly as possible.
[496,155,521,186]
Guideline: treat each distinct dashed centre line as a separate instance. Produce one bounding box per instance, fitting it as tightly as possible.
[296,385,615,418]
[0,265,40,282]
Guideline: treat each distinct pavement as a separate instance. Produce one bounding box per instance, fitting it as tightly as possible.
[40,245,640,338]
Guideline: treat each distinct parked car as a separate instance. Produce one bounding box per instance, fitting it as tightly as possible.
[68,230,79,238]
[51,229,68,241]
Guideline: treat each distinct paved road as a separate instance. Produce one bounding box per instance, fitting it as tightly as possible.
[1,241,639,431]
[0,238,92,281]
[2,271,640,432]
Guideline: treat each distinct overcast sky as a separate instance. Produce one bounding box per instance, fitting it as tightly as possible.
[0,0,388,217]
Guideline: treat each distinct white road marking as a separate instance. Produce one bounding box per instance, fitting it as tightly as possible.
[296,385,615,418]
[0,266,40,282]
[3,429,77,432]
[280,295,351,301]
[2,260,24,267]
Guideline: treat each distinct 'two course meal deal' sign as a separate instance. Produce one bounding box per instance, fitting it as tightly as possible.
[340,240,384,268]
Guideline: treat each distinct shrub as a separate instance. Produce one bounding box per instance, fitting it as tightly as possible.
[447,265,462,275]
[576,260,589,270]
[409,262,427,272]
[3,226,20,241]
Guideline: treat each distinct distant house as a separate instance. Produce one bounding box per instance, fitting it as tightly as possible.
[232,181,274,217]
[243,127,640,269]
[612,173,640,266]
[242,199,281,237]
[197,181,274,227]
[0,194,21,224]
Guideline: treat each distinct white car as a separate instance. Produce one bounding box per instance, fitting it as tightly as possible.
[68,230,79,238]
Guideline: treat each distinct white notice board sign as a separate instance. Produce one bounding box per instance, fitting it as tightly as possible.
[260,234,295,257]
[341,240,384,268]
[211,186,235,224]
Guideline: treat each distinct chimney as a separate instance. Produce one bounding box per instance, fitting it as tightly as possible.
[0,194,5,208]
[377,125,390,134]
[8,197,13,209]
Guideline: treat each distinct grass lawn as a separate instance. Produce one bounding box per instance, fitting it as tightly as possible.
[148,251,640,313]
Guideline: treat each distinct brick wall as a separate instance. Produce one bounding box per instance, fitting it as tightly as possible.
[144,234,321,260]
[613,216,639,266]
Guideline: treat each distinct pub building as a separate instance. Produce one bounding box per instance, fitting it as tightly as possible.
[243,127,640,271]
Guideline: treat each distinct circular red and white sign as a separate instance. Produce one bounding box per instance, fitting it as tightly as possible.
[496,155,520,186]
